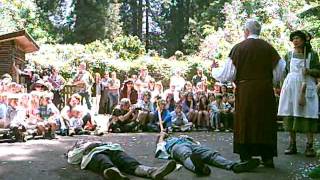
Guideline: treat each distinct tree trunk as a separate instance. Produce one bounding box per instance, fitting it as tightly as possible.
[145,0,150,51]
[138,0,143,39]
[184,0,190,35]
[130,0,138,36]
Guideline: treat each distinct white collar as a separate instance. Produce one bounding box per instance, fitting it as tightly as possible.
[247,34,259,39]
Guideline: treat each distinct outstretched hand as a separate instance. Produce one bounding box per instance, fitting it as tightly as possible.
[160,131,167,136]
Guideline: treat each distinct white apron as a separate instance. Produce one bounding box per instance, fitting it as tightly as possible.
[278,52,318,119]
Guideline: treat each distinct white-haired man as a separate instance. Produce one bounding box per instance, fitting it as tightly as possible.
[212,19,286,168]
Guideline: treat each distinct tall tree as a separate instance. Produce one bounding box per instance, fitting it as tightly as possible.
[71,0,107,43]
[120,0,142,37]
[145,0,150,51]
[163,0,191,56]
[131,0,138,36]
[137,0,143,39]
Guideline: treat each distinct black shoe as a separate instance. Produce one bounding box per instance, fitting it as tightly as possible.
[262,159,275,168]
[232,158,260,173]
[114,128,121,133]
[305,143,316,157]
[190,154,211,176]
[284,143,297,155]
[103,167,129,180]
[151,160,176,180]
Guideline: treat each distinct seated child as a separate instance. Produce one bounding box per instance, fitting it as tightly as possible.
[7,94,27,142]
[221,94,233,132]
[148,99,171,132]
[68,105,85,135]
[0,93,8,128]
[165,104,192,132]
[37,93,58,139]
[209,94,223,131]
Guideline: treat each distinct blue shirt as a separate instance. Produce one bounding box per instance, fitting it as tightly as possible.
[165,137,193,154]
[152,109,170,124]
[155,135,199,159]
[0,103,7,119]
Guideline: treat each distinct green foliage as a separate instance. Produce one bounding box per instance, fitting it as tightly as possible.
[300,1,320,52]
[112,35,145,61]
[197,0,317,63]
[309,165,320,179]
[182,19,203,55]
[27,41,212,87]
[68,0,122,44]
[3,0,320,81]
[0,0,53,42]
[182,0,230,55]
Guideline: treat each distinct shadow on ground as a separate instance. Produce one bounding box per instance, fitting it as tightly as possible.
[0,132,319,180]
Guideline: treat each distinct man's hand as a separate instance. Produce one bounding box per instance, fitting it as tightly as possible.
[129,106,135,113]
[160,131,167,136]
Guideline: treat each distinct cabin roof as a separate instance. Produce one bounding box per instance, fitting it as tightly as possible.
[0,30,39,53]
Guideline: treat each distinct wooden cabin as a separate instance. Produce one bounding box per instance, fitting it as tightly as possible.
[0,30,39,83]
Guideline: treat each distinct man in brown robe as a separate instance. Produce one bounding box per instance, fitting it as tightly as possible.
[231,20,281,168]
[213,19,281,168]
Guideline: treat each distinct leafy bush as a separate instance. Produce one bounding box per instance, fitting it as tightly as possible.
[112,35,145,61]
[27,41,212,88]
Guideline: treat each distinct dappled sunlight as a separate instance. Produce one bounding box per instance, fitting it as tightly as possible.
[25,139,62,145]
[0,140,65,161]
[0,146,38,161]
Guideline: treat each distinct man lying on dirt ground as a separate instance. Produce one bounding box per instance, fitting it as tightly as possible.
[67,139,176,180]
[155,132,260,176]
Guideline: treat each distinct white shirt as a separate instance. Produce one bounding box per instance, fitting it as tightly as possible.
[211,34,286,84]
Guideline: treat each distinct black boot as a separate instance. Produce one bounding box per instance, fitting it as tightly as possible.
[305,143,316,157]
[190,154,211,176]
[284,142,297,155]
[103,167,129,180]
[232,158,260,173]
[262,157,275,168]
[134,160,176,180]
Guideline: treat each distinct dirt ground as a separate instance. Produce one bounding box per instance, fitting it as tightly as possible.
[0,131,319,180]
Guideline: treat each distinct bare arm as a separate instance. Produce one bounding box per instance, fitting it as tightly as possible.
[158,132,166,143]
[118,109,134,122]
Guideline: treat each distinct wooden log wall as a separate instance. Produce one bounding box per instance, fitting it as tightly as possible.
[0,41,13,76]
[0,40,25,83]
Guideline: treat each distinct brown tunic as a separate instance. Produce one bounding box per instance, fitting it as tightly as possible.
[230,38,280,157]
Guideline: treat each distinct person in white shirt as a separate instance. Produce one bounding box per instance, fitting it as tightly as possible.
[170,69,185,92]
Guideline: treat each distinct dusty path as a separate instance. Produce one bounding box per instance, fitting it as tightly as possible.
[0,132,319,180]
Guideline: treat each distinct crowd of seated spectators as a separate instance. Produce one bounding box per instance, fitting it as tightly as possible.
[100,66,236,133]
[0,63,236,142]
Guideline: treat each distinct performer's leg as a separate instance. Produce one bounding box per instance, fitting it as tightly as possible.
[305,133,316,157]
[284,116,297,155]
[193,145,259,173]
[171,143,195,172]
[192,145,234,170]
[111,150,176,179]
[86,151,115,174]
[84,92,92,110]
[172,143,210,175]
[109,150,141,174]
